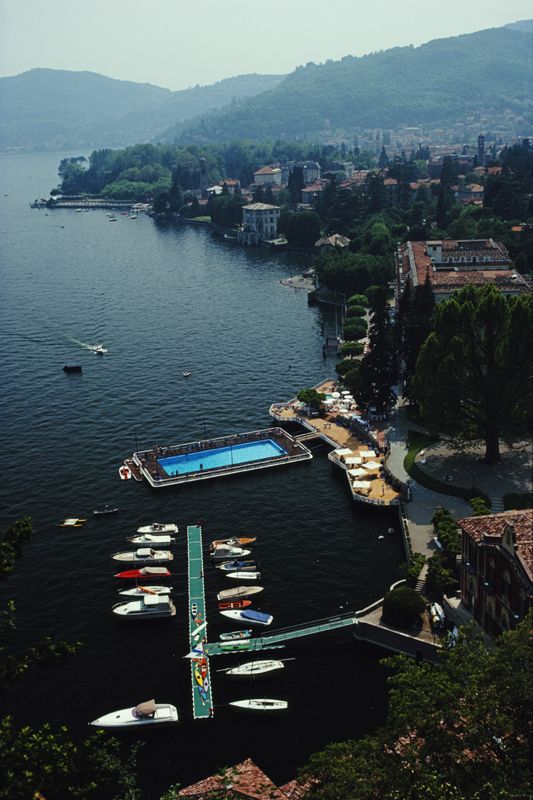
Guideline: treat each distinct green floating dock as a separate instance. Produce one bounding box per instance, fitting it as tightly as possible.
[187,525,213,719]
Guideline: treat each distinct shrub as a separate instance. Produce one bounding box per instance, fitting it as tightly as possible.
[405,553,426,587]
[336,358,357,378]
[343,319,367,341]
[345,305,366,318]
[348,294,369,307]
[426,554,458,597]
[469,496,491,516]
[382,586,425,629]
[339,341,364,357]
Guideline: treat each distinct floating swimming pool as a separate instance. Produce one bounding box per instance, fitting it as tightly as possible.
[158,438,288,477]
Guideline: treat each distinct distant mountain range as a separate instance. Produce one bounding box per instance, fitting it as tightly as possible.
[178,26,533,143]
[0,69,284,150]
[1,22,531,151]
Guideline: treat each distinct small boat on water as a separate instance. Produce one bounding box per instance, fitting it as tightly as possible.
[218,599,252,611]
[220,608,273,627]
[112,548,174,563]
[114,566,171,580]
[225,660,285,677]
[118,585,172,597]
[182,370,192,377]
[112,595,176,620]
[137,522,178,534]
[210,545,251,561]
[210,536,256,549]
[217,585,264,601]
[129,533,175,545]
[88,343,107,354]
[63,365,82,374]
[119,464,132,480]
[90,699,178,728]
[226,571,261,581]
[219,629,253,641]
[216,560,258,572]
[59,518,87,528]
[94,505,118,516]
[229,699,287,711]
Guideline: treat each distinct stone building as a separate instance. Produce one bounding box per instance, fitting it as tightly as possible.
[238,202,280,245]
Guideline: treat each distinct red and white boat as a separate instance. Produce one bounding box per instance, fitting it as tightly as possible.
[218,599,252,611]
[119,464,132,480]
[114,566,171,580]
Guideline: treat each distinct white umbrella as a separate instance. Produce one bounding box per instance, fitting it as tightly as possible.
[352,480,371,489]
[331,391,341,398]
[341,390,351,395]
[322,397,334,405]
[348,468,367,477]
[359,450,376,458]
[364,460,381,470]
[344,456,362,465]
[334,448,353,457]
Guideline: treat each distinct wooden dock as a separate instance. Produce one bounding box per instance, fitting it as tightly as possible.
[187,525,213,720]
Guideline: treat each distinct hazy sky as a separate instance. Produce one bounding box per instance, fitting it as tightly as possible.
[1,0,531,90]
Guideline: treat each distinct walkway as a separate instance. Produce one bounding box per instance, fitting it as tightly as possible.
[187,525,213,720]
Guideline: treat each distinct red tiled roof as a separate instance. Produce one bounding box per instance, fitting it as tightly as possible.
[254,166,280,175]
[178,759,291,799]
[458,510,533,580]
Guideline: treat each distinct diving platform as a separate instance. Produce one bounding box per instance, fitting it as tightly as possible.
[187,525,213,719]
[129,427,312,489]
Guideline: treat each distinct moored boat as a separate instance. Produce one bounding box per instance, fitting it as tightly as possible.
[218,599,252,611]
[129,533,176,545]
[112,595,176,619]
[114,566,171,580]
[112,548,174,563]
[210,545,251,561]
[90,699,178,728]
[220,608,273,626]
[216,560,258,572]
[137,522,178,534]
[59,517,87,528]
[210,536,256,549]
[217,585,264,601]
[226,571,261,581]
[225,660,285,676]
[94,505,118,516]
[229,698,287,711]
[219,629,253,641]
[119,464,132,480]
[118,585,172,597]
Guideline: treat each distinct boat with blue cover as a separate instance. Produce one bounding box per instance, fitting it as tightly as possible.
[216,560,258,572]
[220,608,273,626]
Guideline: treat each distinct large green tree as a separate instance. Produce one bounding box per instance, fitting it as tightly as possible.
[412,285,533,463]
[355,286,397,413]
[301,615,533,800]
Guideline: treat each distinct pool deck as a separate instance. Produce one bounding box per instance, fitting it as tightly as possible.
[187,524,213,720]
[270,380,400,508]
[129,427,312,489]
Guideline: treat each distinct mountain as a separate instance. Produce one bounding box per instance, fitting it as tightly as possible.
[0,69,284,150]
[178,26,533,143]
[505,19,533,32]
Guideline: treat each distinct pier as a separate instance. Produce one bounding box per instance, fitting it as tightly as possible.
[187,525,213,720]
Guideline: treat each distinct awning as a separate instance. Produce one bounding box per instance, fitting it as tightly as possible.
[363,460,381,470]
[334,448,353,456]
[359,450,376,458]
[352,481,371,489]
[344,456,362,465]
[348,468,367,477]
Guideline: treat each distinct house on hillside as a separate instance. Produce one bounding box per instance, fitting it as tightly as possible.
[315,233,350,252]
[178,757,313,798]
[254,165,282,187]
[458,509,533,637]
[237,202,280,245]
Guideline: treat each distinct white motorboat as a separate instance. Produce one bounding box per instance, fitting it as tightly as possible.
[226,571,261,580]
[88,343,107,354]
[224,660,285,677]
[118,585,172,597]
[220,608,273,626]
[210,545,251,561]
[217,585,264,601]
[137,522,178,534]
[112,548,174,563]
[90,699,178,728]
[129,533,176,545]
[112,595,176,619]
[229,699,287,711]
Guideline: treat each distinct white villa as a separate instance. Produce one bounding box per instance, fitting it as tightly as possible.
[238,203,280,245]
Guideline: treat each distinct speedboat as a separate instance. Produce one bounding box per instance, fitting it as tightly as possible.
[225,660,285,676]
[210,536,256,549]
[112,595,176,619]
[94,505,118,516]
[119,464,132,480]
[137,522,178,534]
[229,699,287,711]
[217,586,264,601]
[118,585,172,597]
[216,560,258,572]
[226,571,261,581]
[220,608,273,626]
[112,548,174,563]
[182,370,192,377]
[218,600,252,611]
[90,699,178,728]
[129,533,175,545]
[219,629,253,641]
[114,566,171,580]
[59,518,87,528]
[89,343,107,354]
[210,545,251,561]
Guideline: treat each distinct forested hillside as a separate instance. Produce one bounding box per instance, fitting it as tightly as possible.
[179,27,533,142]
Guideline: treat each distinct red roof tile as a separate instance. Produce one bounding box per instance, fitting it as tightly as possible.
[178,759,290,799]
[458,510,533,580]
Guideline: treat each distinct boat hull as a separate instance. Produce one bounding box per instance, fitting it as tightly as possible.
[217,586,264,601]
[219,629,253,641]
[210,547,251,561]
[129,534,175,545]
[226,660,284,676]
[137,523,178,534]
[226,571,261,580]
[112,550,174,563]
[229,699,287,711]
[114,568,171,580]
[220,609,273,626]
[118,586,172,597]
[90,703,178,727]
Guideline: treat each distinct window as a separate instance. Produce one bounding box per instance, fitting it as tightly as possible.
[501,570,511,602]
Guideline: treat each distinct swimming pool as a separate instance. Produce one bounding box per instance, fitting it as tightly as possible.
[158,438,288,477]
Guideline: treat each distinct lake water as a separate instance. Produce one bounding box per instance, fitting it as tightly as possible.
[0,152,405,798]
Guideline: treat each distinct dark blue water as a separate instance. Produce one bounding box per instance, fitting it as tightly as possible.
[0,153,404,798]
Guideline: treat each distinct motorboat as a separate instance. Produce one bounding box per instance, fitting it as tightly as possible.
[219,629,253,641]
[229,699,287,711]
[218,600,252,611]
[226,571,261,581]
[182,370,192,377]
[210,536,256,549]
[217,586,264,601]
[59,518,87,528]
[94,505,118,516]
[225,660,285,677]
[88,343,107,354]
[137,522,178,534]
[112,548,174,563]
[63,365,82,374]
[118,585,172,597]
[90,699,178,728]
[216,560,258,572]
[119,464,132,480]
[114,566,171,580]
[220,609,273,626]
[129,533,175,545]
[210,546,251,561]
[112,595,176,619]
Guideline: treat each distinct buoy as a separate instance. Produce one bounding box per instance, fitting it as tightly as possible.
[387,528,395,534]
[378,535,385,540]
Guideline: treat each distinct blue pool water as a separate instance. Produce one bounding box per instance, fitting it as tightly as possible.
[158,438,287,476]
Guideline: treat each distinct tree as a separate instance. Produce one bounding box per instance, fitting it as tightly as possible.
[396,274,435,400]
[355,287,397,413]
[301,614,533,800]
[382,585,425,628]
[339,341,364,357]
[287,165,304,207]
[286,211,321,249]
[412,285,533,463]
[297,388,325,410]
